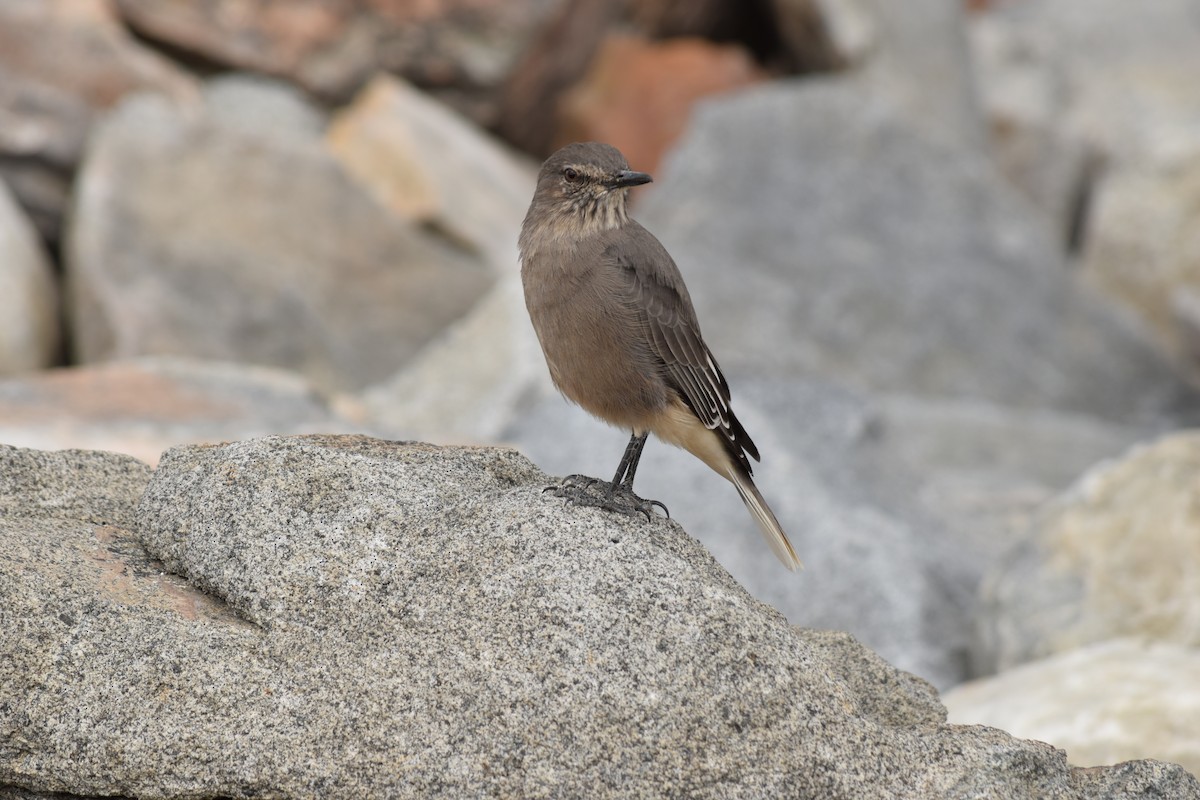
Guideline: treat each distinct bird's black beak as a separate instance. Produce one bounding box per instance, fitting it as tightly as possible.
[610,169,653,188]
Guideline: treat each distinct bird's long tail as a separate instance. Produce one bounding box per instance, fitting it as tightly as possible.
[728,467,803,571]
[648,400,802,570]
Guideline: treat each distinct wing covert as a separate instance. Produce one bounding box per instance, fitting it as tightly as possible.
[606,241,761,469]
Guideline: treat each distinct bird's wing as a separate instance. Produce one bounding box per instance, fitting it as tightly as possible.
[603,232,761,470]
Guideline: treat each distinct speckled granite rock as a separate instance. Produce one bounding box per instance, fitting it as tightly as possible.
[1,436,1196,798]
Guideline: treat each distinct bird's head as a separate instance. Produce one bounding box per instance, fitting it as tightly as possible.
[531,142,652,232]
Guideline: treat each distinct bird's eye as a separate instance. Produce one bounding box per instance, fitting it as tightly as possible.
[563,167,580,183]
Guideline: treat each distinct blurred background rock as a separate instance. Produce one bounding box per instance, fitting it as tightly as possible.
[1,0,1198,778]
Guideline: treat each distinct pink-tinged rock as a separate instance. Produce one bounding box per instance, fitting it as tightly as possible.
[497,0,843,158]
[327,73,536,269]
[555,35,764,176]
[0,358,366,466]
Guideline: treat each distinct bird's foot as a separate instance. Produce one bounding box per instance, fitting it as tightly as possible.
[545,475,669,522]
[601,483,670,522]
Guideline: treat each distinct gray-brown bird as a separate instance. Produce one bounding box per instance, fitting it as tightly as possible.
[519,141,802,571]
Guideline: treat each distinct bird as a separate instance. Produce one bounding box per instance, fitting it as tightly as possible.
[518,141,802,571]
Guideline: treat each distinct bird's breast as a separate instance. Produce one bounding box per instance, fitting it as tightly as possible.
[523,257,668,430]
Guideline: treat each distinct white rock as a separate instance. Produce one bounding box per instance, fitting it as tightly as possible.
[945,638,1200,775]
[977,432,1200,673]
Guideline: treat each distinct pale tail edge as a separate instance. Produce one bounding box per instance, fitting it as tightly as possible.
[729,468,803,571]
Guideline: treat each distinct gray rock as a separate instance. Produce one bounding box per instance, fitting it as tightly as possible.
[852,392,1155,562]
[360,269,556,443]
[0,444,150,530]
[857,0,986,151]
[4,435,1196,798]
[65,75,493,393]
[114,0,564,117]
[505,378,971,689]
[0,178,59,374]
[0,787,111,800]
[976,432,1200,675]
[0,0,197,240]
[971,0,1200,170]
[808,0,877,65]
[0,356,369,466]
[968,9,1092,241]
[328,75,552,442]
[506,372,1149,690]
[970,0,1200,239]
[636,78,1193,424]
[945,638,1200,775]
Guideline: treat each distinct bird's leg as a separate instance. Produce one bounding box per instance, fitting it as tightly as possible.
[546,432,669,520]
[609,430,647,487]
[601,432,670,520]
[546,431,645,499]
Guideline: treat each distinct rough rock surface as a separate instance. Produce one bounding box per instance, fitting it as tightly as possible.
[0,444,150,530]
[3,435,1196,798]
[945,638,1200,776]
[976,432,1200,674]
[66,76,492,393]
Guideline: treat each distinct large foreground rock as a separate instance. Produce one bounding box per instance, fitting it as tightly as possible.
[3,436,1197,798]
